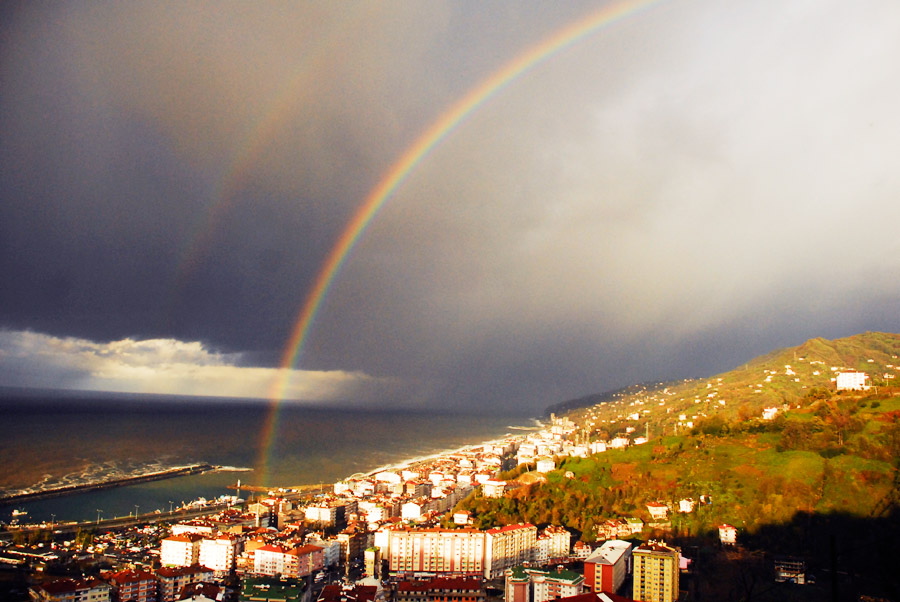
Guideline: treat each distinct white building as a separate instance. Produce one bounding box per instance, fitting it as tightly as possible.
[836,371,869,391]
[401,500,426,522]
[718,524,737,546]
[254,545,294,577]
[374,471,402,484]
[535,457,556,473]
[608,437,630,450]
[305,505,338,525]
[589,441,607,454]
[171,523,215,537]
[484,523,537,579]
[537,526,570,561]
[646,502,669,520]
[306,537,341,567]
[199,534,243,576]
[387,527,486,577]
[160,534,202,568]
[483,480,507,498]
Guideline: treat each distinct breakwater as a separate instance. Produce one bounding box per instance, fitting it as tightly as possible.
[0,464,217,505]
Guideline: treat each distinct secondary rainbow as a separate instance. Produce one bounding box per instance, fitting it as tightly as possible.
[256,0,662,485]
[172,7,375,288]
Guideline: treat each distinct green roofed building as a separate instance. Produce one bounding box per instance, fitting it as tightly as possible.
[241,577,303,602]
[505,566,584,602]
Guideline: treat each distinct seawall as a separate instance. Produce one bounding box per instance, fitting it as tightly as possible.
[0,464,217,505]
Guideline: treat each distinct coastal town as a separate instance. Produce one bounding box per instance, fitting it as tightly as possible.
[3,414,704,602]
[6,349,899,602]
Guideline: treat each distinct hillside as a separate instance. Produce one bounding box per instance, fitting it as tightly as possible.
[456,333,900,597]
[566,331,900,439]
[543,381,681,417]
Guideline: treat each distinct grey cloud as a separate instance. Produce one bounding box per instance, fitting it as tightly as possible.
[2,0,900,413]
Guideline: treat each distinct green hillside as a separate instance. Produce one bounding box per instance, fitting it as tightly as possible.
[458,333,900,540]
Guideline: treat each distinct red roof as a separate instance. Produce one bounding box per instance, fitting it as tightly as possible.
[256,544,287,553]
[105,569,155,584]
[318,584,377,602]
[486,523,535,534]
[165,533,204,542]
[397,577,483,592]
[156,564,214,578]
[38,578,107,595]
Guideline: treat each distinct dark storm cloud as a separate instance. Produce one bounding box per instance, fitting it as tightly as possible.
[2,0,900,412]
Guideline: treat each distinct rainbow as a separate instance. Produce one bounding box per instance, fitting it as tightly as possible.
[173,7,375,287]
[256,0,662,485]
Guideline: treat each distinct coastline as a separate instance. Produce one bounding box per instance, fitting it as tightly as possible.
[1,408,539,523]
[357,431,538,479]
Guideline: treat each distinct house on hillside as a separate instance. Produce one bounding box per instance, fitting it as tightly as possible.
[836,371,869,391]
[535,457,556,473]
[646,503,668,520]
[718,524,737,546]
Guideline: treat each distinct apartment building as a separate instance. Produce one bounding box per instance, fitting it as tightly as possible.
[387,528,486,578]
[31,578,112,602]
[584,540,632,595]
[156,565,215,602]
[484,524,537,579]
[632,541,679,602]
[199,533,243,576]
[394,577,485,602]
[104,569,157,602]
[160,533,203,567]
[505,566,584,602]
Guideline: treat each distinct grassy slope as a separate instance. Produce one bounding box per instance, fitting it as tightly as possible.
[458,333,900,540]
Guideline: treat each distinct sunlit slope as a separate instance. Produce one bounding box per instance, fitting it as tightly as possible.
[461,333,900,536]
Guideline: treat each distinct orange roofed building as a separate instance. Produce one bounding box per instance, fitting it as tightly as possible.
[395,577,485,602]
[31,578,112,602]
[103,569,157,602]
[156,564,215,602]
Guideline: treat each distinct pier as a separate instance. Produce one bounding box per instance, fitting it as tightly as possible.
[0,464,217,505]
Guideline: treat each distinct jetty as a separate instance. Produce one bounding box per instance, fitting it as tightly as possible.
[0,464,217,505]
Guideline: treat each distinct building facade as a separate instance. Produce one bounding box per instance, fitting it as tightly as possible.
[505,567,584,602]
[160,533,203,567]
[156,565,214,602]
[484,524,537,579]
[388,528,486,578]
[584,540,631,595]
[31,578,112,602]
[632,541,679,602]
[394,577,485,602]
[836,371,868,391]
[199,534,243,576]
[105,569,157,602]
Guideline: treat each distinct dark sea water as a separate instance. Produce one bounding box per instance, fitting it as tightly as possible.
[0,389,537,524]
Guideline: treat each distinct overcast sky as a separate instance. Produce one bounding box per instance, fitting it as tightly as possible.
[2,0,899,414]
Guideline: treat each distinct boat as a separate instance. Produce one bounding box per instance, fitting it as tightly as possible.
[11,509,27,517]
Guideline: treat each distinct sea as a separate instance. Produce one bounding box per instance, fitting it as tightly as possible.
[0,388,539,525]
